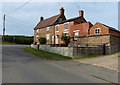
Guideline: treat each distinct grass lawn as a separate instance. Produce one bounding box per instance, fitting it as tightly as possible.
[0,42,16,45]
[24,47,72,60]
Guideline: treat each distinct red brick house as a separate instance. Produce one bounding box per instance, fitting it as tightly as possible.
[34,8,120,50]
[54,10,91,44]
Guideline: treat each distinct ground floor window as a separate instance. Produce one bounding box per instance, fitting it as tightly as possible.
[46,34,50,40]
[36,35,39,40]
[73,30,79,40]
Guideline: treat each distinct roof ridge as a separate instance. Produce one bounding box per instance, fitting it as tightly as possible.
[42,14,60,21]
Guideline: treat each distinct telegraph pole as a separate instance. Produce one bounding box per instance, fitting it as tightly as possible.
[3,14,5,42]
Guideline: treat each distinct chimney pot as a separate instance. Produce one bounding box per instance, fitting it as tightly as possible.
[40,16,44,21]
[60,7,64,15]
[79,10,84,17]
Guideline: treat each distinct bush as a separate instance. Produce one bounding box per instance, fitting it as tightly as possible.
[60,44,68,47]
[39,37,46,44]
[61,33,70,46]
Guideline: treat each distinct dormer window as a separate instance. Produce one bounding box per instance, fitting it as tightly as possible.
[46,26,50,31]
[58,18,62,22]
[94,28,100,34]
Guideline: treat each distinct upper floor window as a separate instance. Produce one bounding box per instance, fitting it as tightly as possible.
[64,22,69,30]
[36,29,39,33]
[55,25,59,32]
[94,28,100,34]
[46,26,50,31]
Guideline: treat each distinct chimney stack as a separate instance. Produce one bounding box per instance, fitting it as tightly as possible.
[79,10,84,17]
[40,16,44,21]
[60,7,64,15]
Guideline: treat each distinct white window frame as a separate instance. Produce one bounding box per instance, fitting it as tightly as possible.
[55,25,59,32]
[73,30,79,40]
[36,35,39,40]
[46,26,50,31]
[46,34,50,40]
[94,28,101,34]
[64,22,69,31]
[63,32,69,36]
[36,29,39,33]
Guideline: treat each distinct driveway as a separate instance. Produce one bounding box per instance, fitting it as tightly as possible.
[2,45,111,83]
[74,52,119,72]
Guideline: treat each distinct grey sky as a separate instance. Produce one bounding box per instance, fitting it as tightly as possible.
[1,1,118,36]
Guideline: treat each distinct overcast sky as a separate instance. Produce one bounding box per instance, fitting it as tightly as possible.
[1,1,118,36]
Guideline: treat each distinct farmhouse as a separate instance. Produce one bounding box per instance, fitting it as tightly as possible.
[34,7,120,55]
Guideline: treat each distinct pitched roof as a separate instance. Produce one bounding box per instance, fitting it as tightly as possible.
[34,14,61,29]
[98,22,120,32]
[57,16,80,24]
[57,16,87,25]
[70,22,92,28]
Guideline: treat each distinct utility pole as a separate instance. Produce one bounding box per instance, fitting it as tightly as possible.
[3,14,5,42]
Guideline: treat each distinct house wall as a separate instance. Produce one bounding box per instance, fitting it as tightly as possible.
[34,26,55,44]
[89,23,109,35]
[55,21,74,44]
[69,22,92,37]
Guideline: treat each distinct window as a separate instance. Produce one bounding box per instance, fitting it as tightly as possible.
[64,32,68,36]
[94,28,100,34]
[64,22,69,30]
[73,30,79,40]
[46,26,50,31]
[36,35,39,40]
[58,18,62,22]
[46,34,50,40]
[36,29,39,33]
[56,25,59,32]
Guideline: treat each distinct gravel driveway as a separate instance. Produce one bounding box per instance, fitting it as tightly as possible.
[74,52,120,72]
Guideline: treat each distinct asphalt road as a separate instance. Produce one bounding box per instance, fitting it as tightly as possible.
[2,45,110,83]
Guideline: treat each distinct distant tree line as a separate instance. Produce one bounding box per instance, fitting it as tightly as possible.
[3,35,33,45]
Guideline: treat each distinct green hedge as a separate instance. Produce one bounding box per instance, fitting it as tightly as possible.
[3,35,33,45]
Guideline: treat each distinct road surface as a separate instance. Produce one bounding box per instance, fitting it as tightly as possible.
[2,45,110,83]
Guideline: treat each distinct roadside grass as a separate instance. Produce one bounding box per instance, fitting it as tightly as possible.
[39,49,72,60]
[0,42,16,45]
[24,47,72,60]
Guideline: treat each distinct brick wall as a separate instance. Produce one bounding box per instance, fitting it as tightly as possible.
[34,26,55,44]
[70,34,110,46]
[89,22,109,35]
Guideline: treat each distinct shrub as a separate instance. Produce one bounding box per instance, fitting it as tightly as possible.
[39,37,46,44]
[61,33,70,46]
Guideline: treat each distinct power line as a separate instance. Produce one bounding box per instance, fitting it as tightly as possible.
[7,15,33,25]
[5,18,33,27]
[6,0,31,15]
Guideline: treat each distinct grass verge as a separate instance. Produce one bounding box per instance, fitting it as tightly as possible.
[39,49,72,60]
[24,47,72,60]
